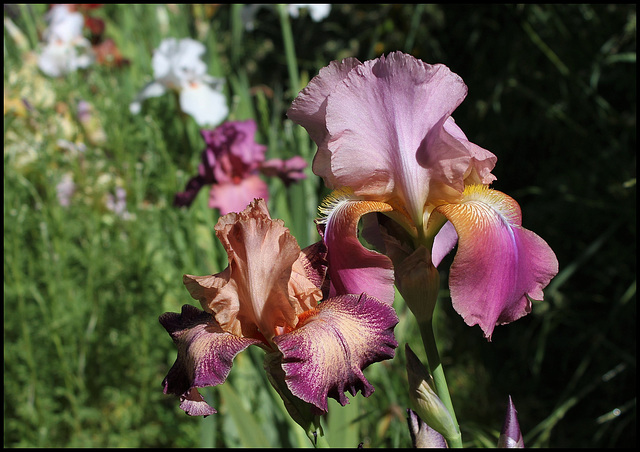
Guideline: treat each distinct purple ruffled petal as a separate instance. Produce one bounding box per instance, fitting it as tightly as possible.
[159,304,260,415]
[287,57,362,171]
[272,293,398,413]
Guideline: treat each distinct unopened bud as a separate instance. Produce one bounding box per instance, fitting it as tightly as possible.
[405,345,460,443]
[497,395,524,448]
[407,409,448,448]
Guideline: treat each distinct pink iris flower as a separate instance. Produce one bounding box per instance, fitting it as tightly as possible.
[160,199,398,416]
[174,119,307,215]
[287,52,558,340]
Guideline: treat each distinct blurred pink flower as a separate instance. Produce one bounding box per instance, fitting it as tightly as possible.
[174,119,307,215]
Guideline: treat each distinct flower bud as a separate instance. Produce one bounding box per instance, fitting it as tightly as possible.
[497,395,524,448]
[407,409,448,448]
[405,345,460,444]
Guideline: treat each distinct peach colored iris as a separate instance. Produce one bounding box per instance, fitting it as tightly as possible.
[160,199,398,416]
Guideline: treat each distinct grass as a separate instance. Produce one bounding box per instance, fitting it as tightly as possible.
[4,4,636,448]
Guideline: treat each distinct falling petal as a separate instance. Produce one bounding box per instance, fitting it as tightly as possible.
[436,185,558,340]
[159,304,260,415]
[319,193,396,304]
[207,174,269,215]
[273,293,398,412]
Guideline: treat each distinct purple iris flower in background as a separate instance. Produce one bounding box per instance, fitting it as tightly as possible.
[174,119,307,215]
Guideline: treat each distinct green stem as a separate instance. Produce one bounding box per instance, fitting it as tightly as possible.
[418,319,463,448]
[277,4,300,96]
[277,3,317,245]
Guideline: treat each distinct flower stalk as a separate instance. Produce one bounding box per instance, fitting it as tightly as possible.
[418,318,462,448]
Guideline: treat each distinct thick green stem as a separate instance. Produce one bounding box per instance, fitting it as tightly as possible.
[418,319,463,448]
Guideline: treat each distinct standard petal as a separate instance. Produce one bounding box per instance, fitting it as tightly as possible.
[179,82,228,127]
[322,52,470,225]
[287,57,362,188]
[320,193,396,305]
[224,119,267,166]
[272,293,398,412]
[435,185,559,340]
[184,199,313,341]
[159,304,260,415]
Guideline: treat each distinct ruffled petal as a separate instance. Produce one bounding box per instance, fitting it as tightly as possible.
[287,57,362,188]
[289,51,497,231]
[184,199,320,341]
[159,304,260,415]
[435,185,559,340]
[272,293,398,412]
[319,194,396,305]
[322,52,472,224]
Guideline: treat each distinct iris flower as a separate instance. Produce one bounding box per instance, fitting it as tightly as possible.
[174,119,307,215]
[288,51,558,340]
[160,199,398,417]
[129,37,228,127]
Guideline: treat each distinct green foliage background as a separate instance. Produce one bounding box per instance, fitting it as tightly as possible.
[4,4,636,448]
